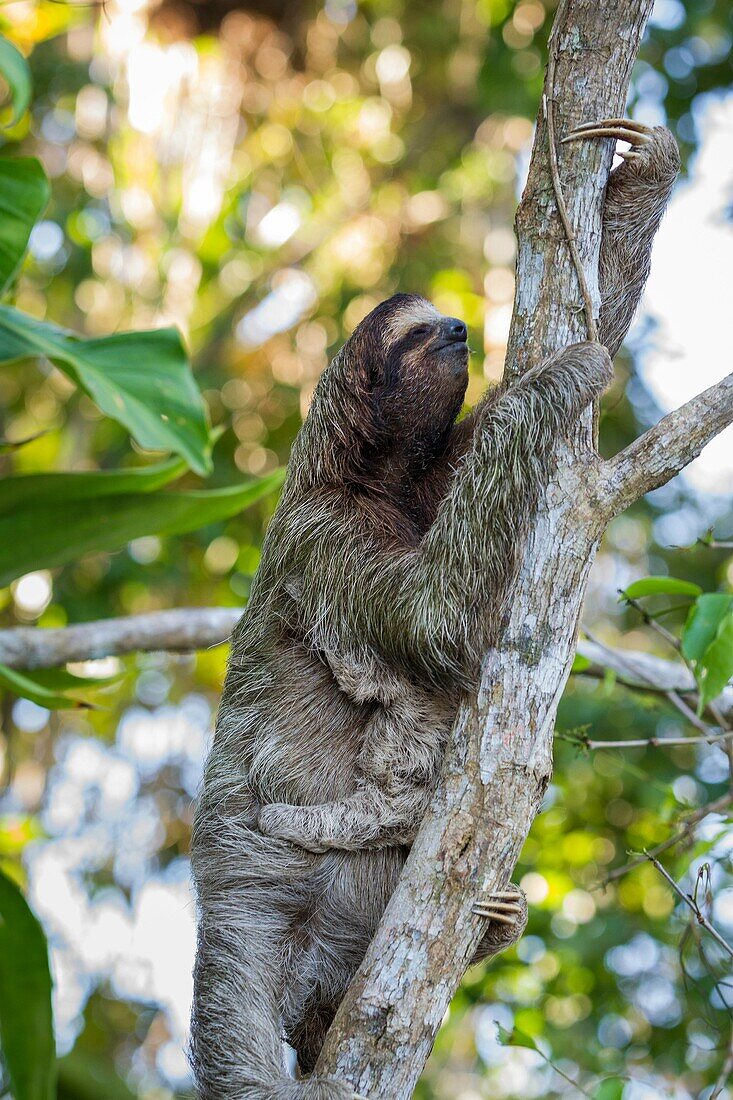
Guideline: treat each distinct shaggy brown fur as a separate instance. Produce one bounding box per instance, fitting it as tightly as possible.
[190,124,678,1099]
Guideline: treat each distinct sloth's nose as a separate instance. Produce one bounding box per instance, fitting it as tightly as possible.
[446,318,467,342]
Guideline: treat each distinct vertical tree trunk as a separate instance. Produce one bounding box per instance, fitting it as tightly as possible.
[316,2,655,1097]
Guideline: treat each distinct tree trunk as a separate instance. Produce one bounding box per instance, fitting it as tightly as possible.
[315,2,655,1097]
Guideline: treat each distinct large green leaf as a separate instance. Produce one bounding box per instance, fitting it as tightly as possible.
[0,306,212,475]
[0,158,49,295]
[0,468,285,586]
[0,455,186,517]
[0,869,55,1100]
[620,576,702,601]
[682,593,733,662]
[699,613,733,709]
[0,36,31,125]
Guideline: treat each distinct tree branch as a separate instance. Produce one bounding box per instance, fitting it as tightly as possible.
[0,608,239,670]
[599,793,733,886]
[3,613,732,729]
[600,372,733,514]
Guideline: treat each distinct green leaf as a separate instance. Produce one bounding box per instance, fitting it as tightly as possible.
[571,653,591,672]
[0,467,285,586]
[0,868,56,1100]
[593,1079,625,1100]
[699,613,733,709]
[0,306,212,475]
[0,455,187,517]
[620,576,702,601]
[0,36,31,125]
[0,663,95,709]
[682,593,733,662]
[496,1023,539,1052]
[0,158,50,295]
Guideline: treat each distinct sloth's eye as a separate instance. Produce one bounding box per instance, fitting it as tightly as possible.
[412,324,431,337]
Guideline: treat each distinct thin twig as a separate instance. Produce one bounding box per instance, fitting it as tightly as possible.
[599,793,733,886]
[645,853,733,962]
[623,595,684,655]
[582,730,733,750]
[543,51,599,343]
[711,1024,733,1099]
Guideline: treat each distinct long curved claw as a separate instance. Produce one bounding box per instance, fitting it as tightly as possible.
[567,117,652,134]
[562,117,653,161]
[473,886,525,924]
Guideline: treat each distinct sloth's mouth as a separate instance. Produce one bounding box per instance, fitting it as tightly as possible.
[435,339,469,354]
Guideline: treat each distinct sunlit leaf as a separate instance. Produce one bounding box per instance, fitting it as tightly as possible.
[0,467,285,586]
[681,593,733,662]
[496,1023,539,1052]
[571,653,591,672]
[0,455,187,516]
[620,577,702,601]
[0,158,49,294]
[0,868,55,1100]
[698,613,733,709]
[0,36,31,125]
[0,307,212,475]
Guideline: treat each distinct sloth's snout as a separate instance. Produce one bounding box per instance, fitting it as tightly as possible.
[444,317,467,343]
[435,317,468,351]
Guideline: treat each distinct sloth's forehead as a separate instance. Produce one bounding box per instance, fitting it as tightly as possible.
[385,299,443,342]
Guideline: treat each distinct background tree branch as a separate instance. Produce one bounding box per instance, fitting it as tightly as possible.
[0,608,240,670]
[2,614,731,722]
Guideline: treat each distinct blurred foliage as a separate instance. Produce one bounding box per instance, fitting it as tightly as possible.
[0,0,732,1098]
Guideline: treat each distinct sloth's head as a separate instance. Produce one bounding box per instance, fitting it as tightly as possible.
[365,294,470,443]
[299,293,471,486]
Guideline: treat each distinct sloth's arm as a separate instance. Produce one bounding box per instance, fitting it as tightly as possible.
[258,780,429,852]
[297,341,611,689]
[564,120,680,356]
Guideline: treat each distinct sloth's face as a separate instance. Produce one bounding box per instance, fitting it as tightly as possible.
[377,297,470,450]
[385,298,469,393]
[340,294,471,464]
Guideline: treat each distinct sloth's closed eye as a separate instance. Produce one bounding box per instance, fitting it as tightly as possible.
[412,324,431,337]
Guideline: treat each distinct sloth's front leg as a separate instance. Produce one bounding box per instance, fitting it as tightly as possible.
[563,118,680,357]
[471,884,528,963]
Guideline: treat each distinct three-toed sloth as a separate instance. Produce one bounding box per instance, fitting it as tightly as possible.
[190,121,679,1099]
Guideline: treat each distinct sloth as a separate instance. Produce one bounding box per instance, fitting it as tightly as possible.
[190,120,679,1100]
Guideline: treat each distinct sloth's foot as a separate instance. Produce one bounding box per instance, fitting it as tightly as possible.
[562,118,680,182]
[471,884,528,961]
[473,884,527,926]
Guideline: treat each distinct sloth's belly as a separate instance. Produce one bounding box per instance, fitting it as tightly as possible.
[244,641,455,805]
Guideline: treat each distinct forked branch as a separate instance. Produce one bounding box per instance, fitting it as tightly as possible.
[600,371,733,514]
